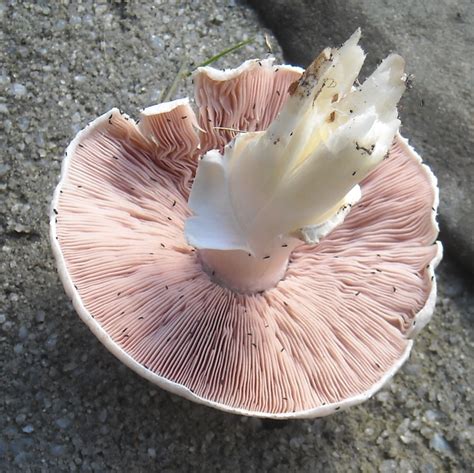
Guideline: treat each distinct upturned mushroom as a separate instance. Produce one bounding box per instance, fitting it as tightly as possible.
[50,30,441,418]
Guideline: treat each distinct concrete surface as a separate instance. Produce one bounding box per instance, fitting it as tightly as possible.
[1,1,473,472]
[249,0,474,274]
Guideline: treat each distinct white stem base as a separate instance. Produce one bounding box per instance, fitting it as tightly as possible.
[199,241,298,293]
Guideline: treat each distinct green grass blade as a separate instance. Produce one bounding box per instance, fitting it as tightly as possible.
[186,37,255,76]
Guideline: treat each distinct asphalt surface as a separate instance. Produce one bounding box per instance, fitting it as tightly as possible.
[1,1,473,472]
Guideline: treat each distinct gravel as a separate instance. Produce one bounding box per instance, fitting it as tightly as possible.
[1,1,473,472]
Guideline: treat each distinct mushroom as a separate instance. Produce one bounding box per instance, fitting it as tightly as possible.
[50,30,441,418]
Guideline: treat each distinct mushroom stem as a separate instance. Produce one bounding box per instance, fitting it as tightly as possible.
[199,239,299,293]
[186,29,407,279]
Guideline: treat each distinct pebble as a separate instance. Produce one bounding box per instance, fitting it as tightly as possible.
[13,344,24,354]
[376,391,390,403]
[18,117,30,131]
[22,425,34,434]
[423,409,440,423]
[50,444,67,457]
[55,416,72,429]
[45,334,58,349]
[379,459,398,473]
[15,414,26,425]
[11,83,27,97]
[18,325,28,340]
[429,433,452,454]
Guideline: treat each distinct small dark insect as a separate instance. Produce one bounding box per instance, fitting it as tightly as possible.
[53,209,58,215]
[355,141,373,155]
[352,171,357,176]
[281,244,288,248]
[263,255,271,259]
[404,73,415,89]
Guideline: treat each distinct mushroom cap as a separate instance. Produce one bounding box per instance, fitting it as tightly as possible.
[50,59,441,418]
